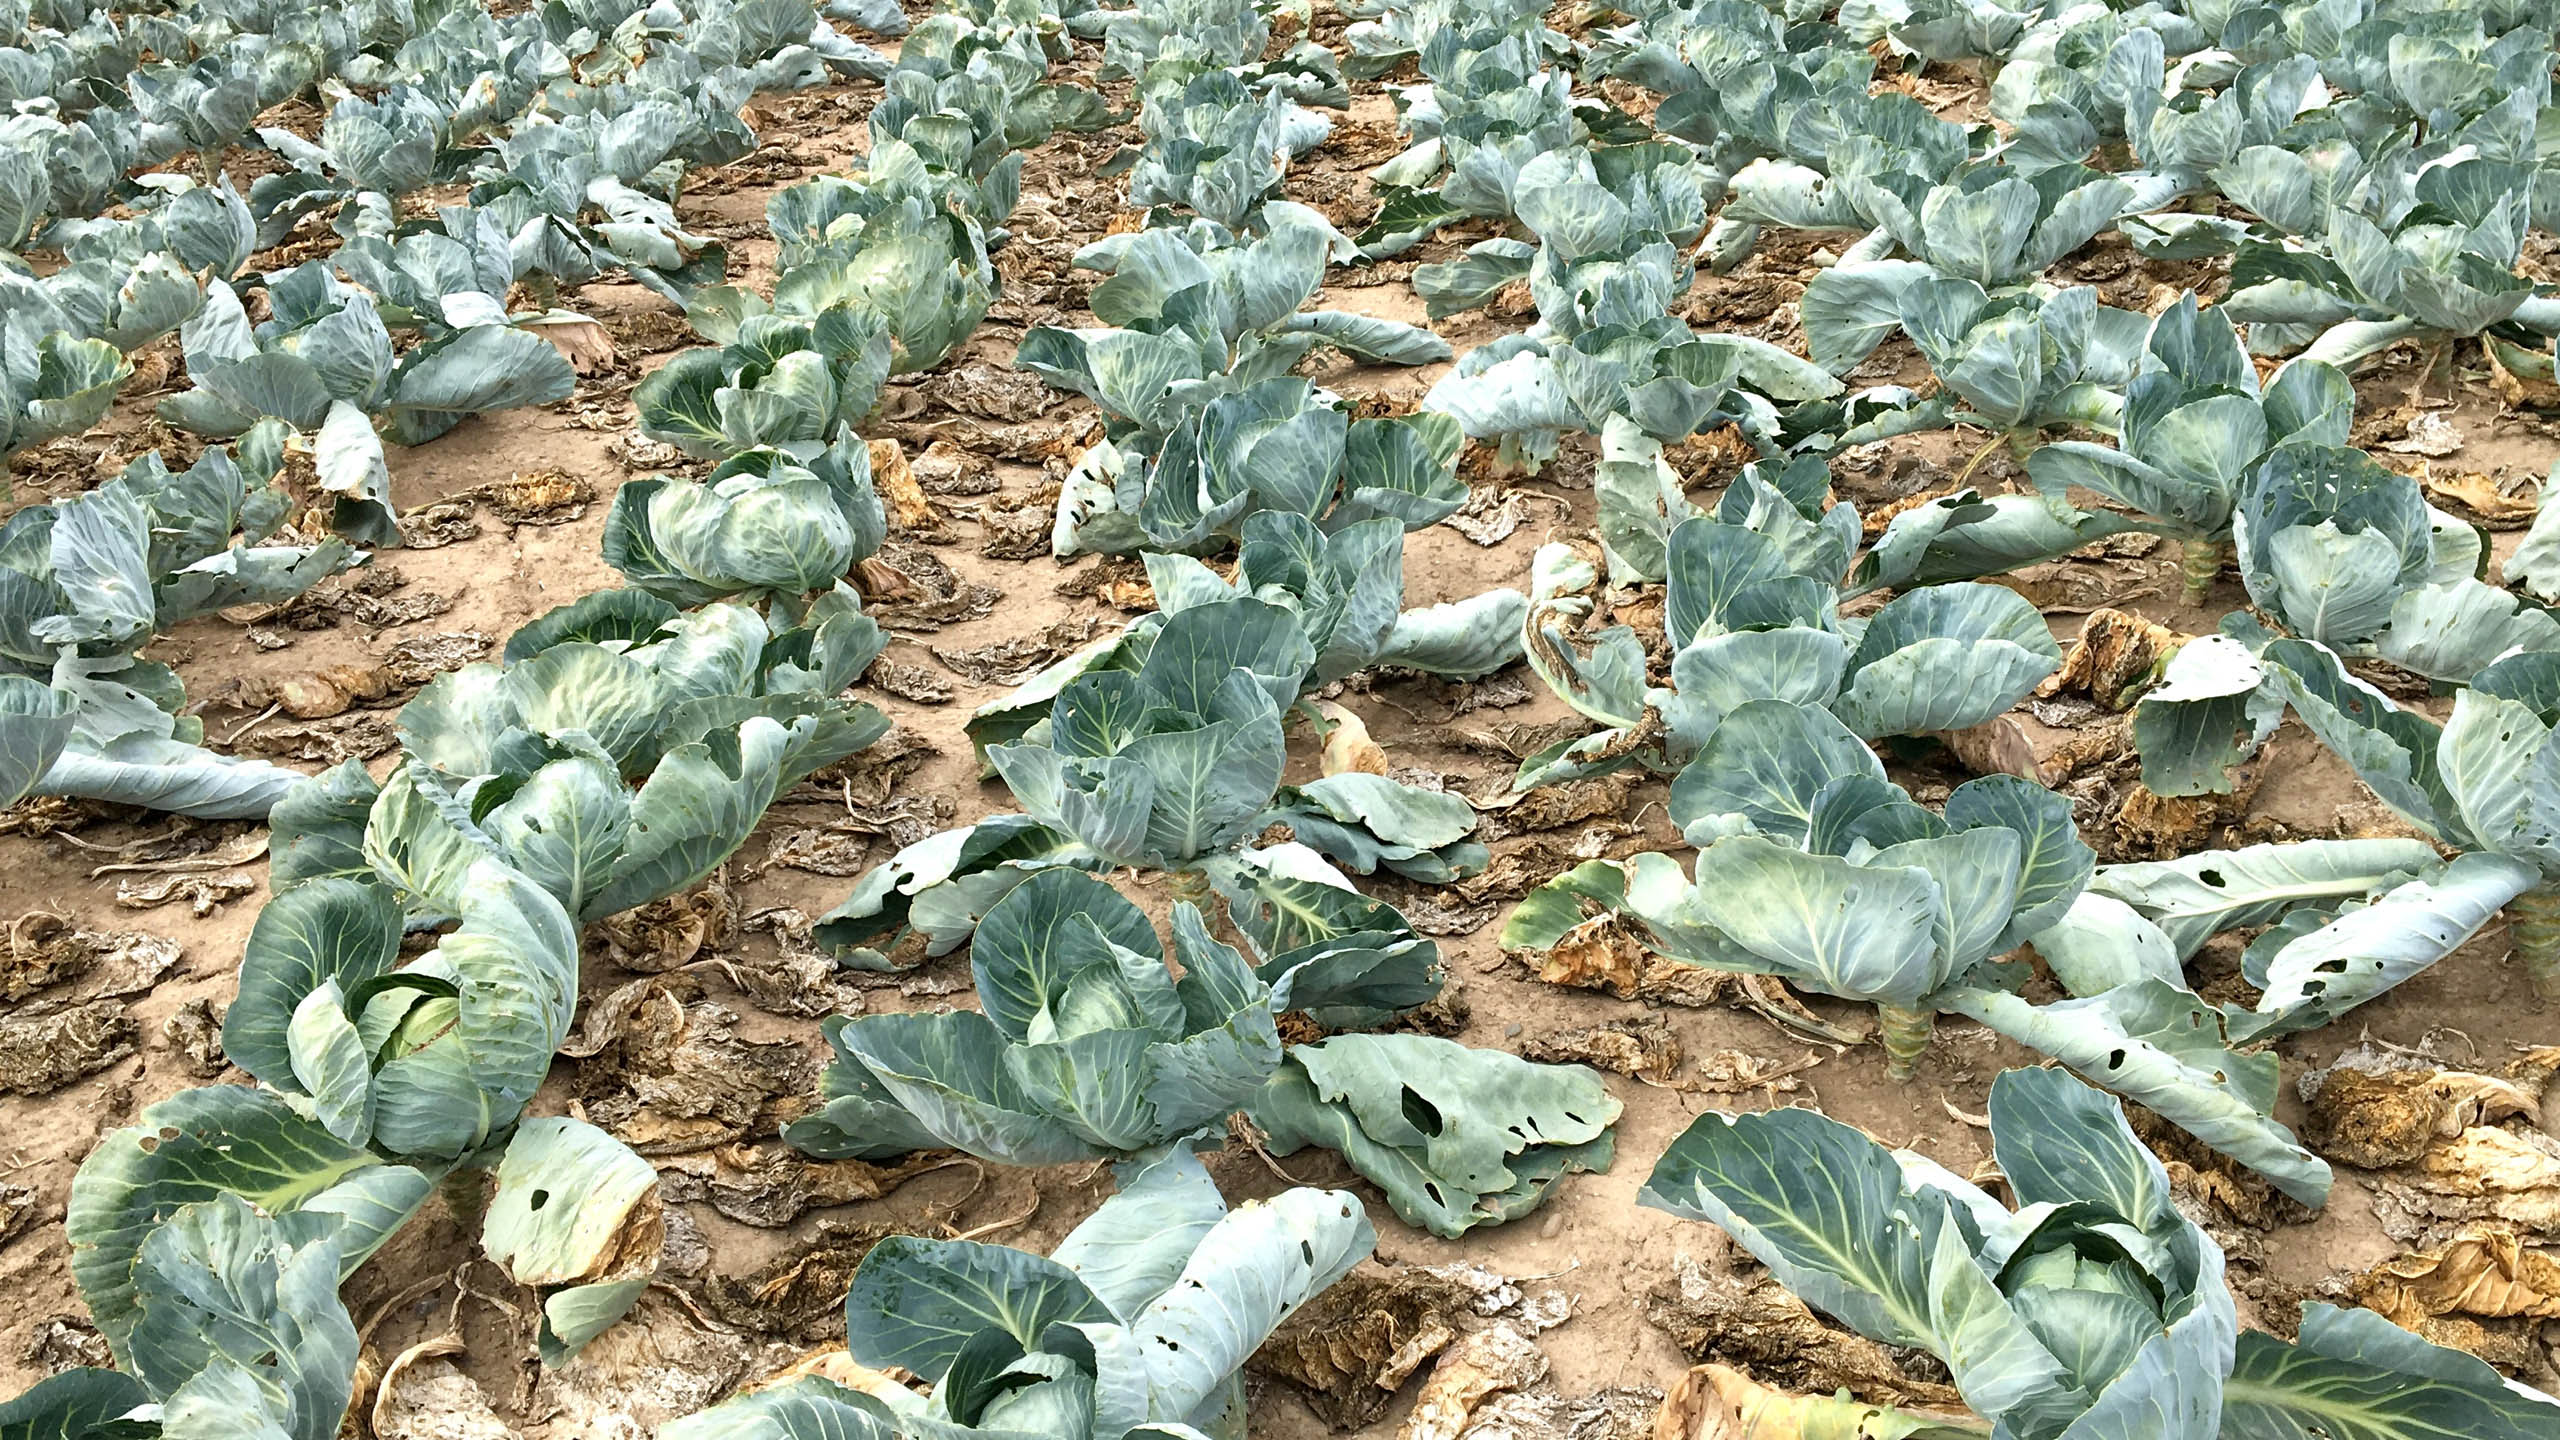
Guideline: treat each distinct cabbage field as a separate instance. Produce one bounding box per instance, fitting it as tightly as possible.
[2,0,2560,1434]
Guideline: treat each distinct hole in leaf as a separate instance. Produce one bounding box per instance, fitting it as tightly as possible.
[2106,1048,2127,1070]
[1400,1086,1443,1137]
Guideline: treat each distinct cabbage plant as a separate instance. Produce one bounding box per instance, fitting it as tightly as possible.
[331,207,538,338]
[66,864,667,1385]
[1352,0,1579,255]
[686,171,995,375]
[466,111,733,304]
[820,599,1482,964]
[1101,0,1345,105]
[980,597,1482,886]
[1516,671,2534,1200]
[4,181,252,349]
[673,0,889,87]
[0,322,127,460]
[788,869,1298,1165]
[1880,0,2041,73]
[1051,378,1467,557]
[1250,1032,1621,1237]
[286,589,888,922]
[1709,92,1973,264]
[602,438,887,607]
[865,8,1112,229]
[2236,642,2560,1001]
[1585,0,1877,161]
[160,268,577,447]
[0,439,362,673]
[1140,510,1526,685]
[1420,145,1843,477]
[126,53,266,180]
[249,84,460,241]
[1413,142,1707,328]
[1114,69,1330,229]
[668,1146,1372,1440]
[1025,205,1448,430]
[0,652,303,819]
[1519,505,2062,783]
[1798,152,2138,373]
[1508,699,2089,1077]
[0,107,142,230]
[2018,295,2355,602]
[2232,444,2559,680]
[634,307,894,458]
[1806,275,2146,437]
[1651,1071,2233,1438]
[1643,1064,2560,1436]
[1961,832,2530,1206]
[2220,155,2539,364]
[1025,208,1452,554]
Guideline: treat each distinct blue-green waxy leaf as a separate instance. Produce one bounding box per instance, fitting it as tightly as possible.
[972,868,1160,1041]
[1987,1066,2173,1228]
[1944,773,2094,948]
[1247,1033,1619,1239]
[2245,852,2538,1039]
[835,1010,1102,1166]
[2262,641,2465,847]
[2027,893,2188,999]
[2222,1303,2560,1439]
[0,678,77,810]
[1832,583,2060,739]
[659,1380,902,1440]
[1669,700,1885,843]
[0,1370,151,1440]
[1049,1147,1228,1321]
[782,1013,950,1162]
[286,982,373,1149]
[1640,1105,2071,1424]
[1122,1183,1375,1424]
[2134,636,2284,798]
[126,1195,357,1440]
[843,1234,1113,1380]
[68,1088,430,1366]
[2087,836,2446,958]
[369,860,581,1160]
[1947,980,2330,1206]
[225,877,402,1093]
[1679,834,1953,1008]
[267,761,381,891]
[483,1117,661,1363]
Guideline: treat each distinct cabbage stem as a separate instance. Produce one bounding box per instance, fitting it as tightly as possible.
[1877,1004,1934,1081]
[2179,536,2227,606]
[1167,868,1213,904]
[2510,880,2560,1002]
[440,1167,489,1228]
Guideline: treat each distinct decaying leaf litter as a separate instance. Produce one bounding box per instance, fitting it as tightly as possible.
[0,0,2559,1435]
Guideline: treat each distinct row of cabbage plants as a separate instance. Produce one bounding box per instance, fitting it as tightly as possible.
[0,0,1623,1433]
[1412,0,2560,1432]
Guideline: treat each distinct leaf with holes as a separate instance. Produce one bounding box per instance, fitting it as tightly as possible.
[1246,1033,1621,1238]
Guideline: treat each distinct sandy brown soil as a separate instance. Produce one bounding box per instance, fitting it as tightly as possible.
[3,14,2558,1437]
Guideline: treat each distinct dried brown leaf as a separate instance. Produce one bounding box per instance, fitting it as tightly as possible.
[1400,1323,1549,1440]
[1653,1365,1982,1440]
